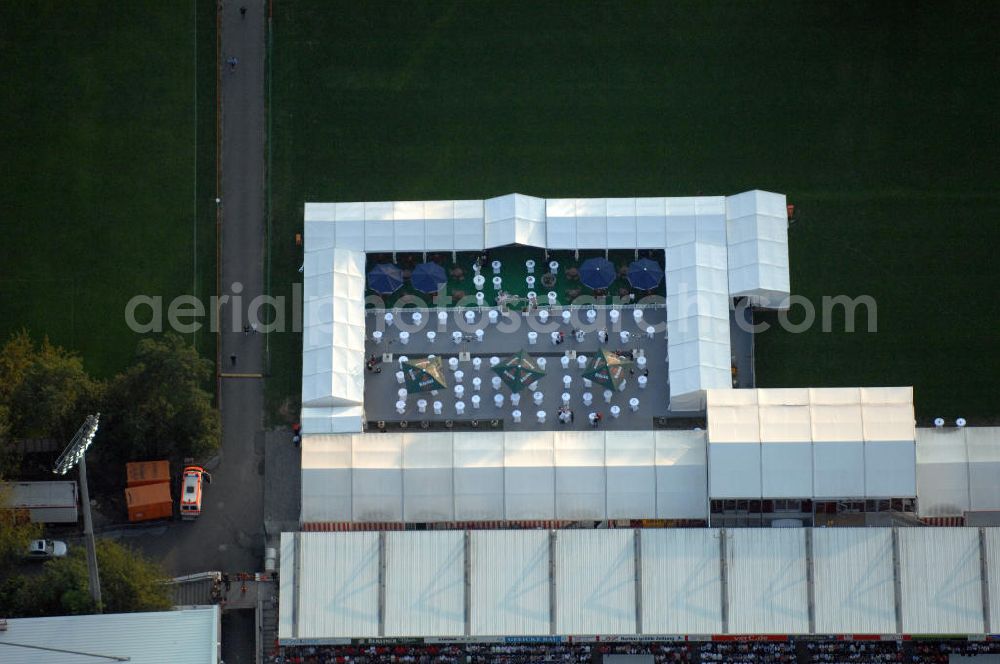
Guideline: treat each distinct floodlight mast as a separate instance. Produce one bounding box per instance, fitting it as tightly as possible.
[53,413,102,612]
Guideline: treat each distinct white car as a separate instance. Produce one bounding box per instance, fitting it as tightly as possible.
[26,539,68,560]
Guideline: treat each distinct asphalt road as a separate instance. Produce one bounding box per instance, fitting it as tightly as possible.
[106,0,269,579]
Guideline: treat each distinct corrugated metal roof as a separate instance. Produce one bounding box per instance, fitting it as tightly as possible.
[899,527,984,634]
[470,530,550,636]
[555,529,635,635]
[986,527,1000,633]
[385,531,465,637]
[0,607,218,664]
[726,528,809,634]
[296,532,379,638]
[641,529,722,634]
[813,528,896,633]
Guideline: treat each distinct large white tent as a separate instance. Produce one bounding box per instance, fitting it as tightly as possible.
[300,431,708,525]
[279,527,1000,641]
[916,426,1000,518]
[302,190,792,426]
[706,387,916,500]
[725,190,790,309]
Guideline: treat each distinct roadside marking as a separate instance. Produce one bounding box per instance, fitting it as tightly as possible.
[220,372,264,379]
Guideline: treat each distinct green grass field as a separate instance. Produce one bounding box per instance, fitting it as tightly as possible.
[0,0,217,378]
[269,1,1000,422]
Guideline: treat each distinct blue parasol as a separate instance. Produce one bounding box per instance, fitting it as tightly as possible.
[578,257,616,290]
[626,258,664,290]
[367,263,403,294]
[410,262,447,293]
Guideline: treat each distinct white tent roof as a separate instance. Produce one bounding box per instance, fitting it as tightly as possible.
[280,527,1000,641]
[0,607,219,664]
[302,247,366,409]
[301,430,708,524]
[725,190,790,308]
[916,426,1000,517]
[706,387,916,499]
[470,530,551,636]
[303,191,791,420]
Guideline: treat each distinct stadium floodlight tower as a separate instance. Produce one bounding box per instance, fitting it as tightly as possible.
[53,413,102,612]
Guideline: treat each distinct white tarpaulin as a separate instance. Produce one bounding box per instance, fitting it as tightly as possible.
[301,431,709,524]
[302,248,366,411]
[707,387,915,499]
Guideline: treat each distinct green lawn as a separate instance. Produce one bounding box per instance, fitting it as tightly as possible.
[269,1,1000,422]
[0,0,217,379]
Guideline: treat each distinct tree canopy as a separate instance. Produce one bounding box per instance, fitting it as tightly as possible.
[1,538,173,617]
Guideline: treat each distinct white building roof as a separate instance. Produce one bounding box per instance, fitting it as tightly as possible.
[0,607,219,664]
[470,530,550,636]
[706,387,916,499]
[812,528,896,633]
[302,190,791,425]
[725,528,809,634]
[300,430,707,524]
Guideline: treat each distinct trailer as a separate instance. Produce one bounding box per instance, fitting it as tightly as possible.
[125,483,173,522]
[0,481,79,524]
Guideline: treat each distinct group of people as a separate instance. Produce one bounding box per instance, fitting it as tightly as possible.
[272,640,1000,664]
[366,354,383,373]
[557,405,575,424]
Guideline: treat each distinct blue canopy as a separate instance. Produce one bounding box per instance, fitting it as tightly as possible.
[578,257,616,290]
[627,258,664,290]
[410,262,447,293]
[367,263,403,294]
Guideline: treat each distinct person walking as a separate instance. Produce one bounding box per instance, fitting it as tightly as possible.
[230,353,237,367]
[240,6,246,18]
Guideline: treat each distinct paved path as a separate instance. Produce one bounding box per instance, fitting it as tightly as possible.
[215,0,268,571]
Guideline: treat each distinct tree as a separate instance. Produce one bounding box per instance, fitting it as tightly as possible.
[5,539,173,617]
[102,333,219,465]
[7,337,103,442]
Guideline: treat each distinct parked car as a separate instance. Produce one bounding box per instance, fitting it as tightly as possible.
[25,539,67,560]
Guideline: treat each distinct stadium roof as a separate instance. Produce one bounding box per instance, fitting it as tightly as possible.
[302,190,791,427]
[279,527,999,642]
[0,606,219,664]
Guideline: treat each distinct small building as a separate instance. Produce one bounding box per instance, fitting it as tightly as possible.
[1,480,78,523]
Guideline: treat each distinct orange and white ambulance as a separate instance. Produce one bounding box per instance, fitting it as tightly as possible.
[179,466,211,520]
